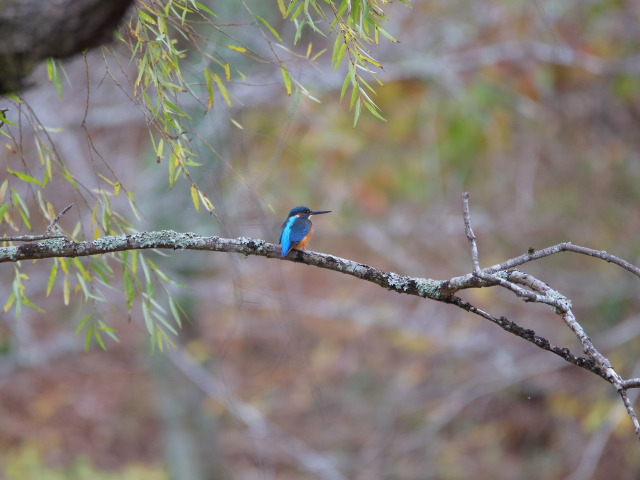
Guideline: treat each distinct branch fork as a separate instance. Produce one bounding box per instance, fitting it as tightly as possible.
[461,192,640,439]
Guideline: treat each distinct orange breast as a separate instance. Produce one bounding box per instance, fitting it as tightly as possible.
[291,223,314,250]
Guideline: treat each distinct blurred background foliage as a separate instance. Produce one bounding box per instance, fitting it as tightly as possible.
[2,0,640,478]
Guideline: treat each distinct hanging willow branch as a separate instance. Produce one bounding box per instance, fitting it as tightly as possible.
[1,193,639,439]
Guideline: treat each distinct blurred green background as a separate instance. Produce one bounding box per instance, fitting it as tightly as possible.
[2,1,640,479]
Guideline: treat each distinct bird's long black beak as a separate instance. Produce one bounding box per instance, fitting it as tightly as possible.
[310,210,331,215]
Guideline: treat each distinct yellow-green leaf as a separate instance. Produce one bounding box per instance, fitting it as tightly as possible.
[7,168,42,186]
[3,292,15,313]
[211,73,232,106]
[227,45,247,53]
[280,64,292,95]
[190,184,200,212]
[257,16,283,42]
[46,260,58,296]
[205,68,214,110]
[75,314,92,335]
[63,275,70,305]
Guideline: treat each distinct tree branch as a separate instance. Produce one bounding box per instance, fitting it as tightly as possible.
[2,192,640,438]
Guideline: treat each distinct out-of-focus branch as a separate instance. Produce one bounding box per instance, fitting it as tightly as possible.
[168,348,347,480]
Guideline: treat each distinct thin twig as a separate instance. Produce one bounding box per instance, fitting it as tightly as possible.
[1,234,67,242]
[481,242,640,279]
[45,202,74,235]
[461,192,481,273]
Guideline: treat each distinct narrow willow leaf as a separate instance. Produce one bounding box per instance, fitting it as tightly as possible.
[94,329,107,350]
[205,68,214,110]
[226,45,247,53]
[123,270,135,311]
[7,168,42,186]
[193,2,217,18]
[230,118,244,129]
[85,325,94,351]
[280,64,292,95]
[332,36,347,70]
[0,179,7,202]
[98,321,120,343]
[22,295,45,313]
[339,74,351,102]
[63,276,70,305]
[0,203,9,222]
[3,292,15,313]
[198,190,215,212]
[168,296,183,328]
[257,16,283,41]
[75,314,93,335]
[353,98,362,127]
[364,100,387,121]
[46,260,58,296]
[211,73,232,106]
[190,184,200,212]
[142,302,155,334]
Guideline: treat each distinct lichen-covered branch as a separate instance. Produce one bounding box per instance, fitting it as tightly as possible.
[2,191,640,439]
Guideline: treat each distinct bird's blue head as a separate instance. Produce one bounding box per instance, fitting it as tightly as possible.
[287,206,331,218]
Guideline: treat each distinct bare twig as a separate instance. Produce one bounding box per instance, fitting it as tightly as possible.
[2,203,72,243]
[1,234,67,242]
[44,202,74,235]
[461,192,481,273]
[481,242,640,279]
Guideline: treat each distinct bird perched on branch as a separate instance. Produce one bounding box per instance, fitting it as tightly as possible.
[279,206,331,257]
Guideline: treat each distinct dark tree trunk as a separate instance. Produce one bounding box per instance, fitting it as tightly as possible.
[0,0,134,93]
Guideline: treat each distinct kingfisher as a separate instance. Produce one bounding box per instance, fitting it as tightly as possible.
[279,206,331,257]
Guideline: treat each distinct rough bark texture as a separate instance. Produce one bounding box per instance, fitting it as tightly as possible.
[0,0,134,93]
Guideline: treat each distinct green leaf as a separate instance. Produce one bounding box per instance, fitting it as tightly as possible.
[257,16,283,41]
[123,270,135,311]
[93,329,107,350]
[339,74,351,102]
[85,325,94,351]
[46,58,63,100]
[204,68,214,110]
[168,296,183,328]
[280,64,292,95]
[0,203,9,222]
[142,302,155,335]
[46,260,58,296]
[364,99,387,121]
[211,73,232,106]
[75,314,93,335]
[22,296,44,313]
[353,98,362,127]
[7,168,42,186]
[332,36,347,70]
[193,2,218,18]
[3,292,15,314]
[190,184,200,212]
